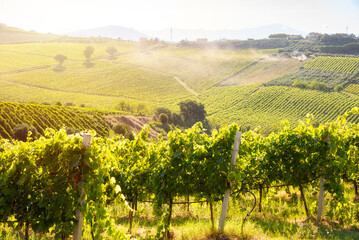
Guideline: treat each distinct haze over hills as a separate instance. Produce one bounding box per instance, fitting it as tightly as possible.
[145,24,307,42]
[69,25,150,41]
[66,23,306,42]
[1,22,307,43]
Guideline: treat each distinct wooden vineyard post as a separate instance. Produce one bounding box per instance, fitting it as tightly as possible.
[218,131,242,233]
[74,133,91,240]
[317,177,325,219]
[317,132,329,220]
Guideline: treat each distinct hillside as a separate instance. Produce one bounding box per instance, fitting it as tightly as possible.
[1,38,359,135]
[0,23,59,43]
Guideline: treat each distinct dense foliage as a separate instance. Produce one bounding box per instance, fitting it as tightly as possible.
[1,109,359,238]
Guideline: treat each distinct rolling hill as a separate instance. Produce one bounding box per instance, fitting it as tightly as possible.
[1,30,359,136]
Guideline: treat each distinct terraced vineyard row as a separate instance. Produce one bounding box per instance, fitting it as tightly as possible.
[203,85,359,134]
[0,102,110,139]
[303,56,359,73]
[344,83,359,96]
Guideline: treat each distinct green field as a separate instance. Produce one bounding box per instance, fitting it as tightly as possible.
[199,85,359,134]
[1,59,192,102]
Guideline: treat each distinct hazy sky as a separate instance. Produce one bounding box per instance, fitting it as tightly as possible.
[0,0,359,34]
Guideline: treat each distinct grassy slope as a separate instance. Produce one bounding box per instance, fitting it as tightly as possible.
[1,60,192,101]
[125,47,275,92]
[0,26,59,43]
[0,41,138,61]
[219,57,303,86]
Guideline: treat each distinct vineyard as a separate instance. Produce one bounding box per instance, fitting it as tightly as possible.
[303,56,359,74]
[200,85,359,134]
[266,68,355,89]
[1,110,359,239]
[345,83,359,96]
[0,101,110,139]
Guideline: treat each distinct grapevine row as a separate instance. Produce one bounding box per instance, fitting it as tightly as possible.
[0,102,110,139]
[303,56,359,74]
[1,109,359,238]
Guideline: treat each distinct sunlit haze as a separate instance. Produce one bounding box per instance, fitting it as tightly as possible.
[0,0,359,35]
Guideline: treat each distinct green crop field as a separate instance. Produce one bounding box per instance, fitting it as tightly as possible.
[0,81,159,112]
[200,85,359,134]
[266,68,354,89]
[0,101,111,139]
[0,59,192,102]
[0,50,53,72]
[303,56,359,74]
[344,83,359,96]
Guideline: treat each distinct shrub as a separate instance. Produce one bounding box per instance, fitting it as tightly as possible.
[334,85,344,92]
[309,81,327,91]
[156,108,172,123]
[292,80,308,89]
[65,102,75,106]
[66,127,81,135]
[113,123,128,135]
[12,123,39,142]
[159,113,169,124]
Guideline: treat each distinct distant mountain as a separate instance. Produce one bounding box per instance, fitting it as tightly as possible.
[69,25,149,41]
[145,24,307,42]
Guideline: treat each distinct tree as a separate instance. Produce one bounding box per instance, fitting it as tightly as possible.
[179,100,206,127]
[54,54,67,66]
[12,123,39,142]
[83,46,95,68]
[309,81,327,91]
[106,46,118,59]
[156,108,172,123]
[159,113,169,124]
[113,123,134,140]
[83,46,94,60]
